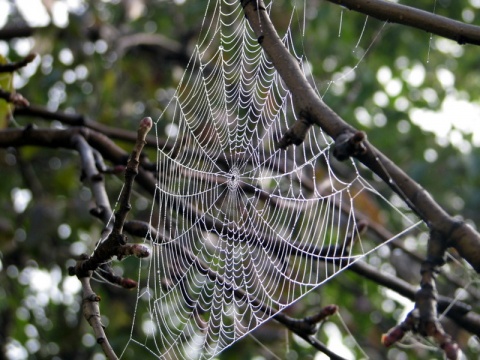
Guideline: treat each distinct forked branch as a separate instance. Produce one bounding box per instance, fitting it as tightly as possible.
[241,0,480,356]
[67,119,152,359]
[383,229,462,359]
[241,0,480,272]
[70,117,152,278]
[4,122,480,357]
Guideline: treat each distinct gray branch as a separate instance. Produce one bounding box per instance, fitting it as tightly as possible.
[241,0,480,272]
[325,0,480,46]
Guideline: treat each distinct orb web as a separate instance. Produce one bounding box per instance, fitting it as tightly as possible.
[124,1,421,358]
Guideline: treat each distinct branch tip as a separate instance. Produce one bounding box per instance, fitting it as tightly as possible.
[24,52,37,63]
[305,304,339,324]
[140,116,153,132]
[120,278,138,289]
[0,52,37,73]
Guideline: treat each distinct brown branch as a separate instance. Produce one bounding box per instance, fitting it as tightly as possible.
[116,33,185,57]
[289,333,347,360]
[277,113,313,149]
[381,309,417,347]
[0,53,37,73]
[2,126,478,330]
[325,0,480,46]
[276,304,338,335]
[241,0,480,273]
[13,104,161,149]
[111,117,152,236]
[0,89,29,107]
[72,118,152,277]
[0,26,36,41]
[0,125,159,204]
[382,229,461,359]
[3,124,480,358]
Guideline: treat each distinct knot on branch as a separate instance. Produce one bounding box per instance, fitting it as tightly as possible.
[277,112,313,149]
[70,254,142,289]
[68,239,149,289]
[117,243,151,260]
[68,253,91,278]
[332,131,367,161]
[84,293,101,303]
[277,305,338,336]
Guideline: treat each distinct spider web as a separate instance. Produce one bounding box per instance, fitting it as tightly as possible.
[123,1,421,358]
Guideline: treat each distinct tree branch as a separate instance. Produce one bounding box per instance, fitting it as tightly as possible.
[79,275,118,360]
[0,25,36,41]
[13,105,160,148]
[124,220,348,360]
[0,122,150,358]
[0,89,29,107]
[71,118,152,277]
[0,53,37,73]
[325,0,480,46]
[241,0,480,272]
[3,124,480,356]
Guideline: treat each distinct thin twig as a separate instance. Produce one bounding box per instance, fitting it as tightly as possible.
[0,53,36,72]
[13,104,161,149]
[0,26,36,40]
[111,117,152,236]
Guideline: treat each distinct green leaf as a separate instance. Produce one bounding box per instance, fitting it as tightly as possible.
[0,54,13,128]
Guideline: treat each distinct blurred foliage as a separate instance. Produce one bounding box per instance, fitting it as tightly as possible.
[1,0,480,359]
[0,54,13,127]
